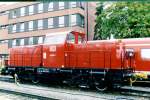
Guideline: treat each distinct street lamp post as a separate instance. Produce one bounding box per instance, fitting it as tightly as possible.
[86,2,89,41]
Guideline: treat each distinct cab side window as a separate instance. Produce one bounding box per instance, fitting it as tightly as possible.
[125,48,134,58]
[141,48,150,59]
[78,35,82,44]
[67,33,75,43]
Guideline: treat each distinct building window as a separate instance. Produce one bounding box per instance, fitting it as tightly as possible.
[80,2,85,9]
[38,3,43,13]
[28,21,33,31]
[0,25,6,30]
[38,19,43,29]
[59,16,64,27]
[12,39,16,47]
[71,14,77,26]
[48,18,53,28]
[81,16,85,27]
[70,2,77,8]
[12,24,17,33]
[59,2,64,10]
[20,7,25,16]
[48,2,53,11]
[0,40,3,44]
[12,10,17,18]
[0,11,9,16]
[0,40,8,44]
[29,5,34,15]
[29,37,33,45]
[20,39,24,46]
[38,36,43,44]
[20,23,25,32]
[5,25,8,29]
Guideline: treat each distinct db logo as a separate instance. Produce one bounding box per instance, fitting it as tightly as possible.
[49,46,56,52]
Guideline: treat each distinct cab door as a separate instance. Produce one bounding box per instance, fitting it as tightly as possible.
[64,32,85,68]
[124,48,135,70]
[64,32,76,68]
[42,33,67,68]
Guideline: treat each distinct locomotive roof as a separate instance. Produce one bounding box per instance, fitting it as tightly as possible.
[45,31,71,37]
[88,37,150,44]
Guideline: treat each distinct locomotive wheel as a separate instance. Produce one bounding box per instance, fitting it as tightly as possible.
[95,81,108,91]
[32,79,39,84]
[31,76,39,84]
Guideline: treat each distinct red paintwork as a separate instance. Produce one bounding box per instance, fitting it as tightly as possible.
[9,45,42,67]
[7,31,150,72]
[122,38,150,71]
[64,41,123,69]
[43,44,65,68]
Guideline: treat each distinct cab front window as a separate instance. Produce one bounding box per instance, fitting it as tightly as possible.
[44,34,67,44]
[67,33,75,43]
[67,32,85,44]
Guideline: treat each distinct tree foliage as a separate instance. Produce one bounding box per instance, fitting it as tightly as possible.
[94,2,150,40]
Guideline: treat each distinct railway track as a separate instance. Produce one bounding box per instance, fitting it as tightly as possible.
[120,86,150,98]
[0,81,113,100]
[0,89,55,100]
[0,75,149,100]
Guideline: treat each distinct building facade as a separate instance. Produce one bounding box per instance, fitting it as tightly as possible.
[0,2,96,55]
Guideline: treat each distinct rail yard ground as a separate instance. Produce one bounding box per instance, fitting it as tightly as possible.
[0,75,149,100]
[0,91,51,100]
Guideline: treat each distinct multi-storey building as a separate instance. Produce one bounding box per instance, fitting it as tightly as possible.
[0,2,96,57]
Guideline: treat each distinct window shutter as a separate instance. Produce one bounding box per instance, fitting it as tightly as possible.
[64,15,69,27]
[8,40,12,48]
[34,4,38,14]
[33,37,38,45]
[24,22,29,32]
[53,17,58,28]
[33,20,38,30]
[16,23,20,33]
[43,18,48,29]
[8,25,13,33]
[76,2,80,7]
[16,39,20,46]
[76,14,81,26]
[43,3,48,12]
[24,38,29,45]
[53,2,58,11]
[8,10,12,19]
[25,6,29,16]
[64,2,69,9]
[17,8,20,17]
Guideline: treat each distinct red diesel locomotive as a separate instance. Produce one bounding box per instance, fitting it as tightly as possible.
[5,31,150,90]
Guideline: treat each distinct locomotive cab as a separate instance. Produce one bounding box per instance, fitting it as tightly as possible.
[44,31,85,45]
[42,31,85,68]
[66,31,85,44]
